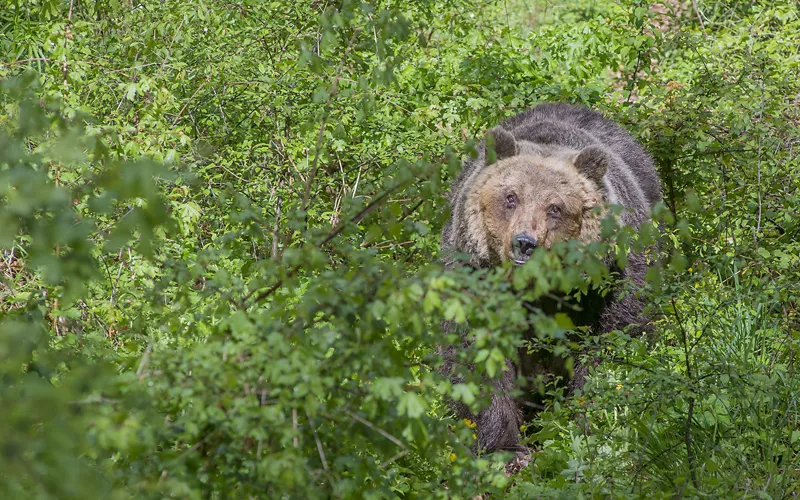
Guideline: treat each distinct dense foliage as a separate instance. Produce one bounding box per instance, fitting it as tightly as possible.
[1,0,798,497]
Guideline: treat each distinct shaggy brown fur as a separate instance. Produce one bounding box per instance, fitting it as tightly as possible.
[439,102,662,457]
[466,153,605,264]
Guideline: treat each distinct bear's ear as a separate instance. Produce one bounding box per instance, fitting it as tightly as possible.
[485,127,518,164]
[572,145,608,186]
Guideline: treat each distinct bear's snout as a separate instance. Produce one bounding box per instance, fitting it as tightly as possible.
[511,233,537,264]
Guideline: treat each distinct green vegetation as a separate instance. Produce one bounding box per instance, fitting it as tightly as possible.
[1,0,798,497]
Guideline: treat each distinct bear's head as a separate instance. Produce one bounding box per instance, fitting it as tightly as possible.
[464,127,608,265]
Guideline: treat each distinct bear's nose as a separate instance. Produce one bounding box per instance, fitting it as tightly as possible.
[511,233,537,263]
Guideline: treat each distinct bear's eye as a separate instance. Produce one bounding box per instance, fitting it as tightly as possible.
[547,204,562,217]
[505,193,518,209]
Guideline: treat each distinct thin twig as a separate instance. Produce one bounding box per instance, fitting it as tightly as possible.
[292,408,299,448]
[691,0,705,30]
[631,406,659,493]
[754,81,765,246]
[63,0,75,81]
[671,297,699,490]
[170,429,219,464]
[307,410,329,472]
[302,29,362,212]
[242,180,403,306]
[136,343,152,380]
[1,56,134,78]
[1,57,50,66]
[351,163,363,198]
[625,21,647,104]
[343,409,407,450]
[381,450,409,469]
[172,81,208,127]
[110,249,125,303]
[272,180,283,260]
[398,199,425,222]
[319,185,395,246]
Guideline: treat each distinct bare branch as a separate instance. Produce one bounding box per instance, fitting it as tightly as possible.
[343,409,407,450]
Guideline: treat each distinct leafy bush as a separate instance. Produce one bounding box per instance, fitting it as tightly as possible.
[1,0,798,497]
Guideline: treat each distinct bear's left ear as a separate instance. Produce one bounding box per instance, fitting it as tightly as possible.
[485,127,518,164]
[572,145,609,186]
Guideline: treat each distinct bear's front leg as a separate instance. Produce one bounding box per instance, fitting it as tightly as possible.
[473,360,524,455]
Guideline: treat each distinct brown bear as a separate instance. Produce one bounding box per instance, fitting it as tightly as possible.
[440,102,662,461]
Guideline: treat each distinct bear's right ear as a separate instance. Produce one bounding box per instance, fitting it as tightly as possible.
[572,145,609,187]
[485,127,518,164]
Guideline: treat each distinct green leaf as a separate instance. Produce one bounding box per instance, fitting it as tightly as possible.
[125,83,137,101]
[444,299,466,323]
[398,392,427,418]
